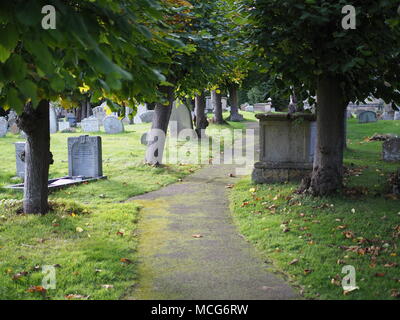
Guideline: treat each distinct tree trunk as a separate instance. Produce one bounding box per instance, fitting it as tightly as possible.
[310,76,347,196]
[194,92,208,138]
[212,90,224,124]
[145,86,175,165]
[17,100,52,214]
[227,84,243,122]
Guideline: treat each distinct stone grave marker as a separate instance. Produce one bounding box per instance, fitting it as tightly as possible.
[358,111,377,123]
[104,115,124,134]
[49,106,58,133]
[68,135,103,178]
[383,138,400,162]
[252,113,317,183]
[7,111,17,127]
[58,121,71,132]
[81,117,100,132]
[139,110,155,123]
[133,104,148,124]
[141,132,148,145]
[169,101,197,139]
[93,104,107,125]
[9,123,20,134]
[15,142,25,179]
[382,111,395,120]
[0,117,7,137]
[394,111,400,121]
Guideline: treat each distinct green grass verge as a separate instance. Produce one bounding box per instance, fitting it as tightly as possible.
[229,119,400,300]
[0,111,252,300]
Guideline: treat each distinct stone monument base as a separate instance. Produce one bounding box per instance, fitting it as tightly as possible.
[252,161,312,184]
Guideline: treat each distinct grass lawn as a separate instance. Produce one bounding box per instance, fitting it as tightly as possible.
[230,119,400,300]
[0,112,252,300]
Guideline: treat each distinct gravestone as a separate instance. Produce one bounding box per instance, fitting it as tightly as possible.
[140,110,155,123]
[7,111,17,127]
[169,101,197,139]
[346,110,353,119]
[394,112,400,121]
[382,138,400,162]
[58,121,71,132]
[222,97,228,110]
[205,96,213,112]
[0,117,7,137]
[9,123,20,134]
[68,135,103,178]
[141,132,148,145]
[382,111,395,120]
[15,142,25,179]
[133,104,148,124]
[93,104,107,125]
[252,113,317,183]
[358,111,377,123]
[254,103,271,113]
[104,115,124,134]
[49,106,58,134]
[122,107,133,124]
[81,117,100,132]
[244,105,254,112]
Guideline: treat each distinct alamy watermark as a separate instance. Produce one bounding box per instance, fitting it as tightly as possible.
[41,5,56,29]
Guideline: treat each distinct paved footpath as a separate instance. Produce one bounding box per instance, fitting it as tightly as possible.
[125,122,298,300]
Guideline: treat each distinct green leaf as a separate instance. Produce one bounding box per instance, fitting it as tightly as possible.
[18,79,38,106]
[4,55,27,82]
[49,75,65,92]
[0,45,11,63]
[0,24,19,51]
[7,87,24,114]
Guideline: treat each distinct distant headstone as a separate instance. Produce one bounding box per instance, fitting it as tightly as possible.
[122,107,133,124]
[49,106,58,134]
[15,142,25,179]
[81,117,100,132]
[169,101,197,139]
[222,97,228,110]
[0,117,7,137]
[205,96,213,112]
[382,111,395,120]
[394,111,400,121]
[9,123,20,134]
[383,138,400,162]
[133,104,148,124]
[346,110,353,119]
[139,110,155,123]
[93,104,107,125]
[244,105,254,112]
[358,111,377,123]
[254,103,271,113]
[7,111,17,127]
[58,121,71,132]
[140,132,148,145]
[104,115,124,134]
[68,135,103,178]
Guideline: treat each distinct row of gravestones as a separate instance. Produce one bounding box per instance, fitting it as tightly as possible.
[15,135,103,180]
[356,110,400,123]
[0,111,21,137]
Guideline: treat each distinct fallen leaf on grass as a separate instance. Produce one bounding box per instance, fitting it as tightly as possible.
[76,227,84,233]
[225,184,234,189]
[26,286,47,293]
[304,269,313,275]
[384,262,397,268]
[12,271,28,280]
[288,259,299,265]
[391,290,400,298]
[240,201,250,207]
[65,294,89,300]
[374,273,386,277]
[343,231,355,239]
[101,284,114,289]
[120,258,133,264]
[192,234,203,238]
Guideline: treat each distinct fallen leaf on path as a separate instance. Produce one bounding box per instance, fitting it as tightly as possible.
[192,234,203,238]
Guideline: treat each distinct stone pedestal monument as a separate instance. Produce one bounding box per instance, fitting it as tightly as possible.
[252,113,317,183]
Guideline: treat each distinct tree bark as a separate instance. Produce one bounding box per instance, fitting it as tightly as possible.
[211,90,224,124]
[227,84,243,122]
[17,100,52,214]
[145,86,175,165]
[194,92,208,138]
[310,76,347,196]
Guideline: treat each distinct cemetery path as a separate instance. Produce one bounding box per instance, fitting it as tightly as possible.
[124,122,298,300]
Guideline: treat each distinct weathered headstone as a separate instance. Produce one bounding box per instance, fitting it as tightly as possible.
[68,135,103,178]
[254,103,271,113]
[169,101,197,139]
[205,96,213,112]
[104,115,124,134]
[222,97,228,110]
[81,117,100,132]
[133,104,148,124]
[346,110,353,119]
[9,123,20,134]
[15,142,25,179]
[140,132,148,145]
[49,106,58,134]
[93,104,107,125]
[7,111,17,127]
[58,121,71,132]
[394,111,400,121]
[382,111,395,120]
[383,138,400,162]
[252,113,317,183]
[139,110,155,123]
[122,107,133,124]
[244,105,254,112]
[358,111,377,123]
[0,117,7,137]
